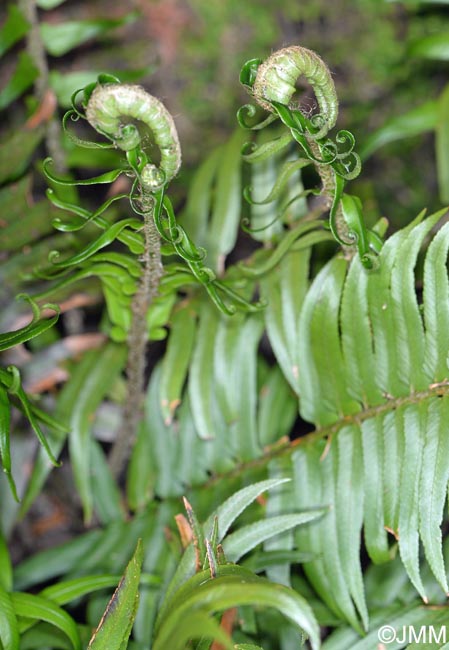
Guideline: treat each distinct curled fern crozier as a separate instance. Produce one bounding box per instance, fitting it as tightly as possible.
[85,83,181,183]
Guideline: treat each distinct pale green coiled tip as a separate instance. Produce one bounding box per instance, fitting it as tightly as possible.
[252,45,339,134]
[85,83,182,182]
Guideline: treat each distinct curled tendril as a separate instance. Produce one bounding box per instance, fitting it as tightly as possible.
[62,110,115,150]
[340,193,382,268]
[44,158,124,186]
[334,130,356,157]
[237,104,278,131]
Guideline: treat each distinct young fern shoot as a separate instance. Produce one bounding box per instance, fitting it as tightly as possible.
[84,83,182,476]
[43,75,262,478]
[239,45,383,268]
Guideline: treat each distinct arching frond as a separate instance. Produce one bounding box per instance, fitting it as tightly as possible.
[267,208,449,630]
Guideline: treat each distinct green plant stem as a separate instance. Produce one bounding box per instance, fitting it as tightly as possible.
[308,137,350,247]
[109,192,163,479]
[19,0,67,173]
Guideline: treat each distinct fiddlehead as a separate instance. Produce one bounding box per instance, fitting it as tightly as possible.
[45,77,259,316]
[251,46,338,138]
[84,83,182,184]
[42,76,262,478]
[239,45,382,269]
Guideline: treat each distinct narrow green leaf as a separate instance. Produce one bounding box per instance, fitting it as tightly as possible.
[341,255,383,408]
[0,586,19,650]
[360,101,437,159]
[242,132,293,163]
[44,159,124,186]
[257,366,297,447]
[0,5,29,57]
[18,623,73,650]
[213,312,263,460]
[366,215,425,398]
[409,31,449,60]
[0,533,12,592]
[13,528,103,590]
[22,343,126,516]
[335,426,368,630]
[398,404,427,600]
[188,301,220,440]
[44,219,141,273]
[0,306,59,352]
[180,147,222,245]
[264,458,295,587]
[87,539,143,650]
[67,343,127,524]
[222,511,326,563]
[418,397,449,593]
[293,445,354,628]
[298,256,359,426]
[41,14,137,57]
[208,129,246,270]
[361,416,390,563]
[47,190,144,254]
[205,477,291,540]
[171,397,215,489]
[40,575,122,606]
[11,592,80,650]
[390,210,445,391]
[3,370,61,468]
[130,365,176,500]
[423,220,449,380]
[0,52,38,110]
[436,83,449,203]
[247,156,284,242]
[161,478,292,625]
[159,304,197,424]
[0,385,17,502]
[246,158,310,206]
[261,247,311,393]
[90,439,125,525]
[382,409,404,535]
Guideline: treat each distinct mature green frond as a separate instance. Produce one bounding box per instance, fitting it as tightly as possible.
[265,209,449,630]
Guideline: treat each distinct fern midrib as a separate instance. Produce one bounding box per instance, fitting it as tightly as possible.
[203,379,449,487]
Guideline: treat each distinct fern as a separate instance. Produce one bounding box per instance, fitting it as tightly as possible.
[4,6,449,646]
[121,207,449,639]
[246,209,449,633]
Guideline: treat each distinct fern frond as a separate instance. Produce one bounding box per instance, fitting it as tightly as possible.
[266,209,449,630]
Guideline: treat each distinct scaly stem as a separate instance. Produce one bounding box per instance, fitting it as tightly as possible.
[109,191,163,478]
